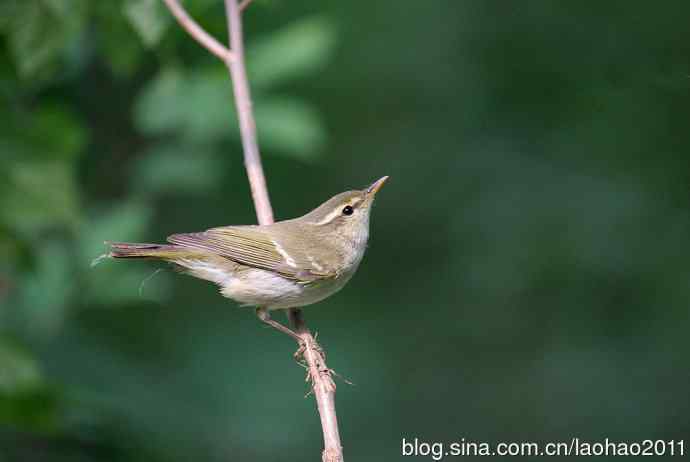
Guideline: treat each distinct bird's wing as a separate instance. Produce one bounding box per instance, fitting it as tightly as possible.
[167,225,336,282]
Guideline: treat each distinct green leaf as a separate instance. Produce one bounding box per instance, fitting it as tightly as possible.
[130,143,225,196]
[254,97,327,160]
[134,68,185,134]
[0,340,43,394]
[0,386,60,432]
[124,0,170,48]
[0,106,84,239]
[0,1,20,31]
[0,105,85,164]
[19,241,74,336]
[134,68,236,141]
[247,15,337,89]
[30,106,86,160]
[0,339,59,432]
[6,0,85,77]
[91,1,146,76]
[0,160,81,235]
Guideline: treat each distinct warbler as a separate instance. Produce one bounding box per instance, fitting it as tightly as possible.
[107,176,388,337]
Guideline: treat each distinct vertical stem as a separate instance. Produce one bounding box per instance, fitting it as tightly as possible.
[223,2,343,460]
[225,0,274,225]
[163,1,344,459]
[289,309,343,462]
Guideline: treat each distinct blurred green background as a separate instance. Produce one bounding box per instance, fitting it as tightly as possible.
[2,0,690,460]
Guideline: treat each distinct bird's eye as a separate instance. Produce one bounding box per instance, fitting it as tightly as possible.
[342,205,354,216]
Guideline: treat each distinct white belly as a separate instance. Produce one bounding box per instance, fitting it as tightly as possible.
[221,268,303,307]
[177,258,357,310]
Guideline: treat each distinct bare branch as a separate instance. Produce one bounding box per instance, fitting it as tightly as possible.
[224,1,343,459]
[165,0,343,460]
[239,0,254,12]
[163,0,234,62]
[224,0,275,224]
[289,309,343,462]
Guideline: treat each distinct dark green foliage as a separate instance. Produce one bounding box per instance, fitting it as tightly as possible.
[1,0,690,460]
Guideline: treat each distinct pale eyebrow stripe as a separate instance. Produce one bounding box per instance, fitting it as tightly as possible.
[312,208,342,226]
[312,197,363,226]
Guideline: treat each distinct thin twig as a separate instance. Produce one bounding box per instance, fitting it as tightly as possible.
[223,3,342,458]
[289,309,343,462]
[163,0,234,62]
[224,0,274,225]
[239,0,254,12]
[163,1,344,461]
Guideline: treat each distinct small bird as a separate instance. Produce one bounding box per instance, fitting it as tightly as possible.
[107,176,388,338]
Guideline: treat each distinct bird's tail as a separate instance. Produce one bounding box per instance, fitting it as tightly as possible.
[107,242,193,260]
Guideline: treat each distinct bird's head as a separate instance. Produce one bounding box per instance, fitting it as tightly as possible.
[303,176,388,244]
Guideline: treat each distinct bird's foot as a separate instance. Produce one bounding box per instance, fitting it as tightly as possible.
[255,307,303,342]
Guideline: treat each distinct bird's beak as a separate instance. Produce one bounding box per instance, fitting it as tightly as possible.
[366,176,389,196]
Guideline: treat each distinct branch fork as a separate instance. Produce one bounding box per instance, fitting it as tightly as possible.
[162,0,256,63]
